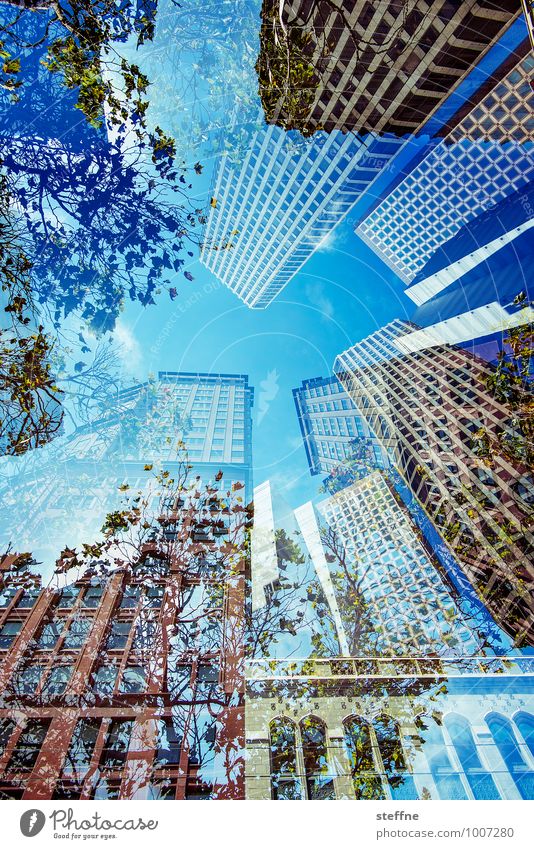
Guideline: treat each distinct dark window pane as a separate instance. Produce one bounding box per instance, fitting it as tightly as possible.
[7,720,50,771]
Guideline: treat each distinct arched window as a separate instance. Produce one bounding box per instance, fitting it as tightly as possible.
[343,716,385,799]
[269,718,302,801]
[445,715,499,800]
[374,714,418,800]
[300,716,335,800]
[420,717,468,800]
[515,712,534,759]
[487,713,534,800]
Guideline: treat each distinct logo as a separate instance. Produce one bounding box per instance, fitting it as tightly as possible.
[20,810,46,838]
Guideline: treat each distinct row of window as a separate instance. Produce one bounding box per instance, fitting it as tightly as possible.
[269,711,534,800]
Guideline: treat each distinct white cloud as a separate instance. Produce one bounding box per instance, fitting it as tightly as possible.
[114,320,143,376]
[304,281,334,319]
[316,228,340,253]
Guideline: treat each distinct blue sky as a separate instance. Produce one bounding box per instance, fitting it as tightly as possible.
[119,202,415,509]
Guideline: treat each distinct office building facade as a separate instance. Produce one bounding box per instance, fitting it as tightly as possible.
[200,125,406,308]
[334,321,534,646]
[293,375,389,477]
[256,0,521,137]
[356,52,534,284]
[245,656,534,800]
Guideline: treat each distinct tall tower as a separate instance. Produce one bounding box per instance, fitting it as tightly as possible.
[293,375,389,479]
[256,0,522,137]
[355,51,534,284]
[334,321,534,645]
[200,125,407,308]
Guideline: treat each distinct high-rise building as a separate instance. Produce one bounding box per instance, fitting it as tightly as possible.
[0,371,254,800]
[292,375,389,477]
[355,52,534,284]
[256,0,522,137]
[251,473,485,659]
[200,125,408,308]
[299,471,483,657]
[334,321,534,646]
[0,372,254,567]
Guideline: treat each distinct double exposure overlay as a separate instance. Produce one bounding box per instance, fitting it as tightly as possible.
[0,0,533,804]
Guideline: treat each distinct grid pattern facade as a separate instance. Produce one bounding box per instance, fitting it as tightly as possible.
[258,0,519,136]
[200,126,404,308]
[356,53,534,284]
[334,321,534,646]
[448,53,534,145]
[293,375,388,475]
[318,472,480,656]
[357,137,534,284]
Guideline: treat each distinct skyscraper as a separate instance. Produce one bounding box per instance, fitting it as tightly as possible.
[0,371,254,567]
[256,0,522,137]
[299,471,484,657]
[200,125,408,308]
[355,52,534,284]
[0,371,254,800]
[334,321,534,645]
[293,375,389,477]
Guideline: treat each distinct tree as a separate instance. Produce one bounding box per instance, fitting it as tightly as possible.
[472,295,533,472]
[0,0,162,145]
[114,0,263,161]
[1,131,201,332]
[0,176,64,455]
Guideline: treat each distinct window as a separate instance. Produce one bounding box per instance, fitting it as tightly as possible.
[99,720,133,768]
[154,718,182,767]
[6,720,50,771]
[92,665,118,697]
[0,588,18,608]
[43,665,73,697]
[196,664,219,694]
[374,714,418,800]
[344,717,384,799]
[82,586,104,609]
[269,718,302,800]
[14,665,45,695]
[58,587,80,608]
[120,586,140,609]
[37,620,63,650]
[16,589,40,608]
[445,715,500,800]
[300,716,335,800]
[515,713,534,759]
[420,717,467,800]
[487,714,534,800]
[106,621,131,650]
[63,618,92,650]
[146,586,164,608]
[119,666,147,694]
[61,718,101,776]
[0,621,22,649]
[168,664,192,700]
